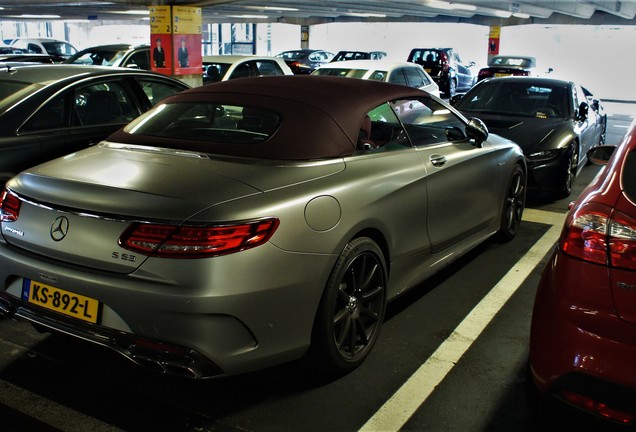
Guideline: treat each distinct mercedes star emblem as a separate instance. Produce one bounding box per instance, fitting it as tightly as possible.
[50,216,70,241]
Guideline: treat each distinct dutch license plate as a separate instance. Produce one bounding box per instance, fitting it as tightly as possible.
[495,73,512,77]
[22,279,100,324]
[425,68,432,73]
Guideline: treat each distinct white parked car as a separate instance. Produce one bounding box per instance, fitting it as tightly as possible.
[10,37,77,58]
[312,59,440,97]
[202,55,293,84]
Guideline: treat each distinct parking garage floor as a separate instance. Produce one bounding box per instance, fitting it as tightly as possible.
[0,102,634,432]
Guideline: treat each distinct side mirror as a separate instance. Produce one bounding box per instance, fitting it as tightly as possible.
[547,67,554,74]
[468,61,476,68]
[587,145,616,165]
[577,102,589,121]
[466,117,488,147]
[449,94,463,106]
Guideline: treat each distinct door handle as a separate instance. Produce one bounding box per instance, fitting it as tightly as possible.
[430,154,447,167]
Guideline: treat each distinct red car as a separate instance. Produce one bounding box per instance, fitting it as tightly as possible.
[530,123,636,425]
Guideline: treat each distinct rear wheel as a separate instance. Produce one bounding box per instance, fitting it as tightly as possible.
[496,164,526,242]
[310,237,387,374]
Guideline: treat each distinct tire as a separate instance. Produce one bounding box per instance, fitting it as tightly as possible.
[555,143,578,199]
[496,164,526,242]
[310,237,387,374]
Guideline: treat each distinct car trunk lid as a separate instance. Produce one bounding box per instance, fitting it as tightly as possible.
[0,144,264,273]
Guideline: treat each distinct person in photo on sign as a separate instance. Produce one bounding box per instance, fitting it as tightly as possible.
[153,38,165,68]
[177,38,189,67]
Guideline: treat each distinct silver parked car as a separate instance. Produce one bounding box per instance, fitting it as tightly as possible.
[0,76,526,378]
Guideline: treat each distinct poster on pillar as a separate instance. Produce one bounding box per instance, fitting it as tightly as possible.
[172,6,202,76]
[488,26,501,56]
[149,6,173,75]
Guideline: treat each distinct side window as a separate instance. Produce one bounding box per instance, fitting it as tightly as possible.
[368,70,387,81]
[136,79,185,106]
[256,60,283,76]
[391,98,466,146]
[230,62,252,79]
[127,51,150,70]
[403,67,426,88]
[23,94,68,131]
[27,43,42,54]
[74,81,138,126]
[356,102,410,153]
[388,69,408,86]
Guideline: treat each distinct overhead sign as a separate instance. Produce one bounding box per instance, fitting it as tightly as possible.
[149,5,172,34]
[172,6,202,35]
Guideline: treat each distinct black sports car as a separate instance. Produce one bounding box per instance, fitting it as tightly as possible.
[453,77,605,198]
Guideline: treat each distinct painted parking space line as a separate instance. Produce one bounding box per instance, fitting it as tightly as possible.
[0,378,122,432]
[359,208,564,432]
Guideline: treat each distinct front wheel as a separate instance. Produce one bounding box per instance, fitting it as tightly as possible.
[496,164,526,242]
[310,237,387,374]
[555,143,578,199]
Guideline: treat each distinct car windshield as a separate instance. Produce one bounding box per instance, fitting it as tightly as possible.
[312,68,369,79]
[124,102,281,146]
[0,81,41,112]
[67,49,126,66]
[455,81,568,118]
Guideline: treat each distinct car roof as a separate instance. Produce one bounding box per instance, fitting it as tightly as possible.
[0,64,173,85]
[75,44,149,51]
[111,75,429,160]
[202,55,281,63]
[480,76,572,86]
[318,59,422,70]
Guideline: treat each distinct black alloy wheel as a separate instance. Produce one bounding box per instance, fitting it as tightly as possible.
[497,164,526,242]
[558,143,579,198]
[310,237,387,373]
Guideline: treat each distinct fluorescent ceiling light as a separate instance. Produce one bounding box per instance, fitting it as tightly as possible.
[110,10,149,15]
[8,14,61,19]
[347,12,388,17]
[494,10,512,17]
[513,12,531,18]
[228,14,268,19]
[264,6,299,11]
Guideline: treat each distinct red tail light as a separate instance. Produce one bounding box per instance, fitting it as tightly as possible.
[0,189,20,222]
[119,218,279,258]
[478,69,493,79]
[561,203,636,270]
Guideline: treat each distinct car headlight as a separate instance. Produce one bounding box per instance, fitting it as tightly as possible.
[527,148,562,162]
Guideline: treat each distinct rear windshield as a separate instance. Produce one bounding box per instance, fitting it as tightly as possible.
[490,57,534,68]
[276,51,305,61]
[409,50,444,66]
[624,150,636,201]
[123,102,281,145]
[0,81,41,112]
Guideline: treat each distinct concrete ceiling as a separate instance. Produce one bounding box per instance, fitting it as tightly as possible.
[0,0,635,25]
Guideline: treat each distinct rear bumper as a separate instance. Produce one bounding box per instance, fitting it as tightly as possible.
[530,250,636,421]
[0,292,222,378]
[0,240,334,377]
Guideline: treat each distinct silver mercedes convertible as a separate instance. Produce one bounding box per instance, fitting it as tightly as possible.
[0,76,526,378]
